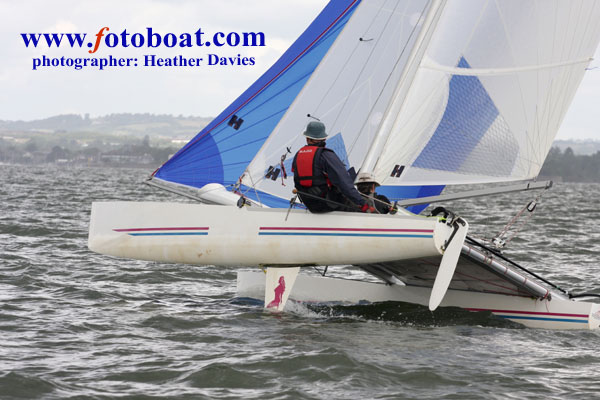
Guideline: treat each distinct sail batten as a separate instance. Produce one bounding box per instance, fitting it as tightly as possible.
[421,56,593,76]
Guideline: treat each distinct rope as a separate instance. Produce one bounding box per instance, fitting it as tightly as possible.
[357,191,399,214]
[569,293,600,299]
[293,188,363,212]
[492,190,545,249]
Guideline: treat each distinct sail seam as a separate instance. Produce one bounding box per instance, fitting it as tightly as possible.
[152,0,360,176]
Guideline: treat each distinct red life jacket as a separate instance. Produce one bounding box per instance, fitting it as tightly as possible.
[292,145,329,187]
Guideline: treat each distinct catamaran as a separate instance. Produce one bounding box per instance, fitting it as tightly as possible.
[89,0,600,330]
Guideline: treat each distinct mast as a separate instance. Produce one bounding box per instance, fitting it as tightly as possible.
[359,0,446,176]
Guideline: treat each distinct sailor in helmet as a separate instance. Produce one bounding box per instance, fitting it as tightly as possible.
[292,121,375,213]
[355,172,392,214]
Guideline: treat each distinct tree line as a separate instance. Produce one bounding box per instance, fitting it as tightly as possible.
[0,134,177,167]
[539,147,600,182]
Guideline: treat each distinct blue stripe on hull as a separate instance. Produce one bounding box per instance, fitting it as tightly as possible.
[258,232,433,238]
[498,315,588,324]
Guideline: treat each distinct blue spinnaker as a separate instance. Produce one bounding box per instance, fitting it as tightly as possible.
[153,1,361,204]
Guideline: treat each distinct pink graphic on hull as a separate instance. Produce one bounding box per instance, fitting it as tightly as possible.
[266,276,286,309]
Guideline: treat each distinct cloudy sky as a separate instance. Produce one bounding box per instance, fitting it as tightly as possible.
[1,0,598,140]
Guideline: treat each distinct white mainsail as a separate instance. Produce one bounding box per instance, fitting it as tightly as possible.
[242,0,600,200]
[241,0,438,200]
[372,0,600,186]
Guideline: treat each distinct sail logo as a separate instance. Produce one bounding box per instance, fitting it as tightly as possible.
[266,276,286,309]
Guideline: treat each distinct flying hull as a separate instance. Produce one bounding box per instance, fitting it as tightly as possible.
[88,201,451,267]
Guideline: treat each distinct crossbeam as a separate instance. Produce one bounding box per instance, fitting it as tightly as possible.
[145,177,206,202]
[395,180,552,207]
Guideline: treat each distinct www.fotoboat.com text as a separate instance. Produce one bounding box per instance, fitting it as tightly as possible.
[21,27,265,71]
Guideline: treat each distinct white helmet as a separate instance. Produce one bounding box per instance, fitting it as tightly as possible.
[355,172,380,187]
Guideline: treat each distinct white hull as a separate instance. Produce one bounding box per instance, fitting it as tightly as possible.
[88,201,600,330]
[89,202,450,267]
[237,271,600,330]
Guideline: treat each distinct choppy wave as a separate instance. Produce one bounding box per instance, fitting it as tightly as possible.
[1,164,600,399]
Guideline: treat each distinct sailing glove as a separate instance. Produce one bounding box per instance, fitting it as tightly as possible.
[360,204,376,213]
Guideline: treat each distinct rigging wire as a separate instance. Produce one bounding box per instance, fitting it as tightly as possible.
[346,2,431,157]
[242,172,263,206]
[311,0,389,115]
[491,189,546,249]
[324,0,404,131]
[465,235,571,296]
[569,293,600,299]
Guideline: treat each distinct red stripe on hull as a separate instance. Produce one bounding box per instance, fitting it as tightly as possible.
[114,227,209,232]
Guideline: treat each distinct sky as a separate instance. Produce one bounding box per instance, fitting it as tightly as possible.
[0,0,598,140]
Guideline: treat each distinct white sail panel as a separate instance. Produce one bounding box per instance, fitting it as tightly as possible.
[374,0,600,186]
[241,0,432,200]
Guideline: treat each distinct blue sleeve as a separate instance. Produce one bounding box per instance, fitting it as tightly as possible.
[321,151,365,206]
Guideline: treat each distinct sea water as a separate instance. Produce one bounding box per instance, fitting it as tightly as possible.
[1,164,599,399]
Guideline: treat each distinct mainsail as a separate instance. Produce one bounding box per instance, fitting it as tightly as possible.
[373,1,600,186]
[150,0,600,212]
